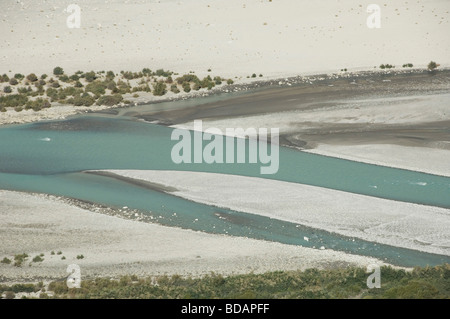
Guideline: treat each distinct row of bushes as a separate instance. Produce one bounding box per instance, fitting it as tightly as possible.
[2,264,446,299]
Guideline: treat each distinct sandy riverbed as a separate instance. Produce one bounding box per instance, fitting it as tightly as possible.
[0,190,386,284]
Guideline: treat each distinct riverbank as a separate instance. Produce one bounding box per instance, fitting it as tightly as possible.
[97,170,450,257]
[0,190,386,284]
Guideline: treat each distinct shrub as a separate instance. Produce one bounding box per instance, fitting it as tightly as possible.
[14,73,24,80]
[152,81,167,96]
[142,68,151,75]
[69,93,95,106]
[74,81,83,88]
[26,73,38,82]
[53,66,64,76]
[59,75,70,82]
[213,76,222,85]
[155,69,172,77]
[182,82,191,93]
[51,81,60,88]
[0,74,10,82]
[84,71,97,82]
[41,74,47,79]
[1,257,11,264]
[25,98,51,111]
[176,74,200,85]
[57,251,62,255]
[96,94,123,106]
[3,86,12,93]
[251,73,257,78]
[192,82,201,91]
[0,94,28,108]
[227,79,234,85]
[32,255,44,263]
[76,254,85,260]
[9,78,18,85]
[106,71,115,79]
[402,63,413,68]
[13,253,28,267]
[428,61,438,70]
[85,81,106,96]
[170,84,180,94]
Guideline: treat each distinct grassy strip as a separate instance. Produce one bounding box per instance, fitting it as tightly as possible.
[1,264,448,299]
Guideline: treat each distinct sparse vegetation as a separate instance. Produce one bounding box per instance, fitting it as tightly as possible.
[96,94,123,106]
[53,67,64,76]
[152,81,167,96]
[379,64,394,69]
[2,263,441,299]
[1,257,11,264]
[428,61,438,70]
[0,67,244,112]
[32,255,44,263]
[13,253,28,267]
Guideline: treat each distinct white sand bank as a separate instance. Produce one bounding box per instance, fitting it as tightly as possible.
[306,143,450,178]
[0,190,385,282]
[104,170,450,256]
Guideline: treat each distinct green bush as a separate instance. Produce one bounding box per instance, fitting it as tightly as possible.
[70,74,80,81]
[428,61,438,70]
[59,75,70,82]
[170,84,180,94]
[84,71,97,82]
[176,74,200,85]
[0,74,10,82]
[74,81,83,88]
[14,73,24,80]
[1,257,11,264]
[213,76,222,85]
[96,94,123,106]
[227,79,234,85]
[182,82,191,93]
[0,94,28,108]
[51,81,60,88]
[85,81,106,96]
[41,74,47,79]
[9,78,18,85]
[32,255,44,262]
[251,73,257,78]
[76,254,85,260]
[26,73,38,82]
[152,81,167,96]
[3,86,12,93]
[106,71,115,79]
[25,98,51,111]
[154,69,172,77]
[68,93,95,106]
[402,63,413,68]
[13,253,28,267]
[53,67,64,76]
